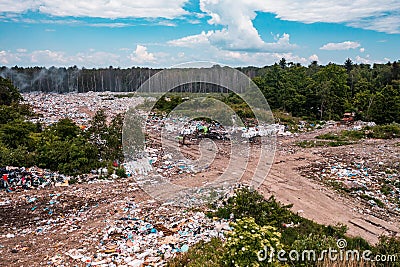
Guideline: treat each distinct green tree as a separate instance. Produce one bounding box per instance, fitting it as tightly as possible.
[369,85,400,123]
[36,132,99,175]
[313,64,350,120]
[86,109,108,160]
[49,118,81,141]
[0,120,37,150]
[105,113,124,162]
[0,77,22,106]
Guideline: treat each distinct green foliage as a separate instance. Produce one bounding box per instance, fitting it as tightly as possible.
[86,109,124,162]
[0,144,36,167]
[0,120,38,150]
[296,140,352,148]
[0,77,22,106]
[154,95,185,113]
[290,233,338,265]
[115,167,127,178]
[373,236,400,266]
[222,217,283,267]
[253,60,400,124]
[365,123,400,139]
[105,113,124,162]
[210,188,296,229]
[36,129,99,175]
[0,105,23,124]
[48,118,80,141]
[171,188,385,267]
[315,124,400,144]
[0,104,122,175]
[359,194,385,208]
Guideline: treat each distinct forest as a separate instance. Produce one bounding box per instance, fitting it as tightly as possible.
[1,58,400,124]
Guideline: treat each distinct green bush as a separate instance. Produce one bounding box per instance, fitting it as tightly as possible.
[209,188,297,228]
[365,123,400,139]
[115,168,127,178]
[222,217,283,267]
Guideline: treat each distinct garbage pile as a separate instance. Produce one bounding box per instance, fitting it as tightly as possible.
[22,92,145,126]
[1,166,70,191]
[300,147,400,219]
[126,115,291,177]
[1,166,126,192]
[49,199,230,266]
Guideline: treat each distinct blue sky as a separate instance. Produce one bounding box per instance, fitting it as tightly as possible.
[0,0,399,68]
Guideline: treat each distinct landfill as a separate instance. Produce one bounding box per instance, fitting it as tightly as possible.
[299,138,400,220]
[2,92,399,265]
[21,92,146,126]
[0,176,232,267]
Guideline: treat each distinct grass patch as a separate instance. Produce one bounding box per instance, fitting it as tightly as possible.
[366,123,400,139]
[316,123,400,143]
[296,140,352,148]
[360,194,385,208]
[114,93,136,98]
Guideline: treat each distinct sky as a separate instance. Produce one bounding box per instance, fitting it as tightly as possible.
[0,0,399,68]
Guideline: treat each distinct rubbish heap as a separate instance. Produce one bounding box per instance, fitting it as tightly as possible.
[50,199,230,266]
[300,148,400,219]
[22,92,146,126]
[1,166,127,192]
[1,166,70,191]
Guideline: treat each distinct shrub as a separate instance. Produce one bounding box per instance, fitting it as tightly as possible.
[222,217,283,267]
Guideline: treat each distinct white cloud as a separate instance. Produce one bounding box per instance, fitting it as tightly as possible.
[217,51,307,66]
[156,21,177,27]
[168,31,212,47]
[347,13,400,34]
[198,0,400,35]
[16,48,27,53]
[0,0,188,19]
[355,55,373,64]
[129,45,155,63]
[0,0,39,13]
[1,0,399,34]
[30,50,68,64]
[309,54,319,62]
[88,22,131,28]
[0,49,125,67]
[198,0,296,52]
[0,50,12,64]
[359,47,365,53]
[75,51,121,66]
[262,0,400,34]
[320,41,361,51]
[169,40,307,67]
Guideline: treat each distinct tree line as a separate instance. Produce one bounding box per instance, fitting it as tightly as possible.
[1,59,400,124]
[252,59,400,123]
[0,65,161,93]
